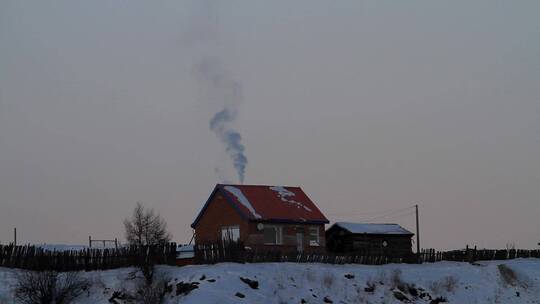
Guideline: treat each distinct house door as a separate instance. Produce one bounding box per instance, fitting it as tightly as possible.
[296,232,304,252]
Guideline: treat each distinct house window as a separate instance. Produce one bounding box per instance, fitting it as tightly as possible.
[221,225,240,242]
[263,225,283,245]
[309,226,320,246]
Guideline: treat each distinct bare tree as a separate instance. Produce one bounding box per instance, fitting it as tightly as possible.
[124,202,172,246]
[124,202,172,284]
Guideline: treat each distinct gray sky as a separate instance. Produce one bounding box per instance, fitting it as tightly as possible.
[1,0,539,250]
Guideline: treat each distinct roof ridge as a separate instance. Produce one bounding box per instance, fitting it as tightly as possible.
[336,221,401,224]
[217,183,302,188]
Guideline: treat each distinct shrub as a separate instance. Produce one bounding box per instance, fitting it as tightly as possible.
[136,278,169,304]
[14,271,89,304]
[134,267,171,304]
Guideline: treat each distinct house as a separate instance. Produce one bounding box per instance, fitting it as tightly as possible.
[191,184,329,254]
[326,222,414,256]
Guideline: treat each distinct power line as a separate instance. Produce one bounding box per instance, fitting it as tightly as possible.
[359,206,416,222]
[327,208,407,217]
[327,205,415,219]
[364,210,416,223]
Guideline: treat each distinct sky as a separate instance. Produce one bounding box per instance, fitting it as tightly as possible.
[0,0,539,250]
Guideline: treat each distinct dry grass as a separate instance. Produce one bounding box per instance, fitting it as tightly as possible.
[322,272,335,289]
[429,276,458,294]
[498,264,518,286]
[305,268,317,283]
[390,269,403,288]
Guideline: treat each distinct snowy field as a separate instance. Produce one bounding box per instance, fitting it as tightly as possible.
[1,259,539,303]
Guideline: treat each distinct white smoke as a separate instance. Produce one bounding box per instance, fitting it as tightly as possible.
[188,1,248,183]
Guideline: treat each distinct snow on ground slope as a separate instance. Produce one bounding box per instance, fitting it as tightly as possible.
[1,259,539,304]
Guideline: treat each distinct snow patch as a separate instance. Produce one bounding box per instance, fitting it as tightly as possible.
[224,186,262,218]
[269,186,312,212]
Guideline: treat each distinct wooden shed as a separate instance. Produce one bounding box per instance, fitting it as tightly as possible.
[175,244,195,267]
[326,222,414,256]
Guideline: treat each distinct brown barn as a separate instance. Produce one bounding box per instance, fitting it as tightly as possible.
[191,184,329,254]
[326,222,414,256]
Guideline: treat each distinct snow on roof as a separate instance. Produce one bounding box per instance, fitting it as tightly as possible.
[176,244,194,251]
[224,186,262,219]
[334,222,414,235]
[269,186,312,212]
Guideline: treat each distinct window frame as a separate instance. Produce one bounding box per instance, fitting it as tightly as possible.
[220,225,240,242]
[308,226,320,247]
[263,225,283,245]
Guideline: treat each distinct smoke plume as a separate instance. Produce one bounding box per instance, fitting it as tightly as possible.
[186,0,248,183]
[191,51,248,183]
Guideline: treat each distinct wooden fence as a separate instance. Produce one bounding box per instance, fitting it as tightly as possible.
[0,243,177,271]
[194,242,540,266]
[194,242,416,265]
[2,243,538,270]
[420,247,540,263]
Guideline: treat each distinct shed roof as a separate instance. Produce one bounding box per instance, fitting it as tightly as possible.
[191,184,329,228]
[331,222,414,235]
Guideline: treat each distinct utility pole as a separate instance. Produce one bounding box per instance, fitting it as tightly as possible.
[415,204,420,260]
[14,227,17,246]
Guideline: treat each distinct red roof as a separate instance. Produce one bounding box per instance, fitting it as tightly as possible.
[191,184,329,227]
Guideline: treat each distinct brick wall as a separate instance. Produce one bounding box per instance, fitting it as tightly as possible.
[193,193,249,243]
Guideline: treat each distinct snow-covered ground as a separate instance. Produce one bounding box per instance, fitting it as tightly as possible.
[1,259,539,303]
